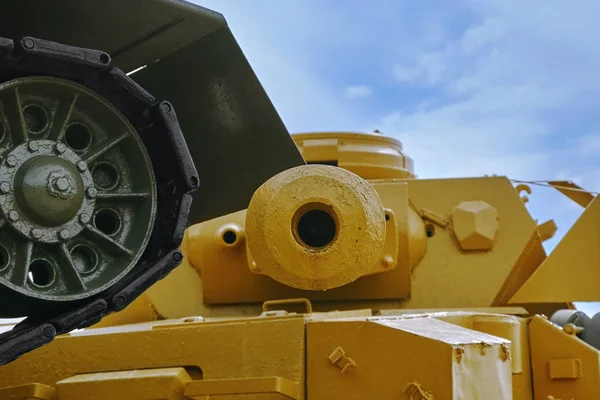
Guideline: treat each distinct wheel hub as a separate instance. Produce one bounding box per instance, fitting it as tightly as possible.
[1,141,95,243]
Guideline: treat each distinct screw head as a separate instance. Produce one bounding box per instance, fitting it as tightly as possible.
[58,229,69,240]
[77,161,87,172]
[6,155,17,167]
[28,141,39,152]
[8,210,19,222]
[162,102,172,113]
[0,182,10,194]
[86,187,97,199]
[79,213,90,224]
[55,143,66,154]
[31,228,42,239]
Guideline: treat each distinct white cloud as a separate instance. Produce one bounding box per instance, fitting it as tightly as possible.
[392,52,447,86]
[377,0,600,189]
[392,65,420,83]
[344,85,372,99]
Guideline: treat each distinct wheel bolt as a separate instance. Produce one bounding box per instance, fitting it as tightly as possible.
[79,213,90,224]
[77,161,87,172]
[58,229,69,240]
[28,141,39,152]
[86,187,97,199]
[8,210,19,222]
[31,228,42,239]
[55,143,66,154]
[0,182,10,194]
[6,156,17,167]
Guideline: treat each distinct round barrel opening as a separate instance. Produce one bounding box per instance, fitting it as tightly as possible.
[293,203,338,249]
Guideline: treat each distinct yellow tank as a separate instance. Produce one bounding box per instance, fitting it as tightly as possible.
[0,127,599,400]
[0,1,599,399]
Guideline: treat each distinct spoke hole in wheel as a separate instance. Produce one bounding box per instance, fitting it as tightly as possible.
[28,259,55,287]
[70,244,98,274]
[0,245,9,271]
[92,162,119,190]
[65,123,92,152]
[94,208,121,236]
[23,104,48,134]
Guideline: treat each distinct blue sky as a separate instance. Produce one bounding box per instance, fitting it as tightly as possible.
[197,0,600,315]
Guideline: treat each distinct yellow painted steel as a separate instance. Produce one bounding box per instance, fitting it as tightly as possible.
[293,131,415,179]
[0,129,598,399]
[246,164,386,290]
[529,315,600,399]
[176,174,562,314]
[511,194,600,303]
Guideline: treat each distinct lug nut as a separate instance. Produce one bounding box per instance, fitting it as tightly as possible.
[8,210,19,222]
[86,187,97,199]
[79,213,90,224]
[0,183,10,194]
[58,229,69,240]
[55,143,66,154]
[6,156,17,167]
[77,161,87,172]
[54,177,70,192]
[31,228,42,239]
[28,141,39,152]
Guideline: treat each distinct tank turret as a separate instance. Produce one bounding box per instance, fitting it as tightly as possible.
[140,129,568,319]
[294,130,415,179]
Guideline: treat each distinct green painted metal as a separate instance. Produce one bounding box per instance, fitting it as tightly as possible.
[0,76,156,301]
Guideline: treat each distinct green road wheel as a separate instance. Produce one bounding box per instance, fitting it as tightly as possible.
[0,76,157,302]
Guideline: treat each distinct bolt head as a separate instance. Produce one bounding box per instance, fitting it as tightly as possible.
[31,228,42,239]
[28,141,39,152]
[6,155,17,167]
[54,177,70,192]
[8,210,19,222]
[55,143,66,154]
[86,187,97,199]
[79,213,90,224]
[58,229,69,240]
[77,161,87,172]
[0,182,10,194]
